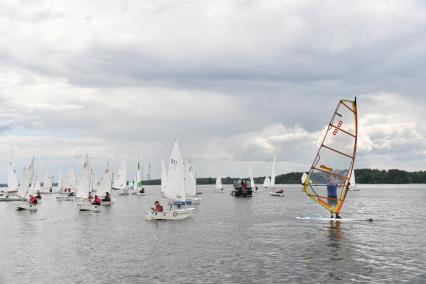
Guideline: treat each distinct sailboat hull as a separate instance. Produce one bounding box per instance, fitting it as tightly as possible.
[0,196,24,201]
[145,208,194,221]
[270,192,284,197]
[77,202,101,212]
[16,202,38,211]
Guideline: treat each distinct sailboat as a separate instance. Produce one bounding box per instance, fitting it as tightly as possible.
[215,176,223,192]
[132,161,145,195]
[160,158,167,197]
[249,166,257,193]
[97,165,113,206]
[16,158,37,211]
[76,154,100,212]
[57,170,63,192]
[42,165,53,193]
[145,141,194,220]
[113,160,128,195]
[348,168,359,191]
[263,176,271,187]
[300,98,369,221]
[56,167,76,201]
[1,148,22,201]
[183,158,200,205]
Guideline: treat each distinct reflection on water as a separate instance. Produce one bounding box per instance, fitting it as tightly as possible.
[0,184,425,283]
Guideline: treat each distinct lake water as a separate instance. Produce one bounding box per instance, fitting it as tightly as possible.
[0,184,425,283]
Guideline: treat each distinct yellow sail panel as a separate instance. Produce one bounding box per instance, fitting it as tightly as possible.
[304,98,358,214]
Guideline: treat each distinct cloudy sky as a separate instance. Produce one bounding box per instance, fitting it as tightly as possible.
[1,0,426,182]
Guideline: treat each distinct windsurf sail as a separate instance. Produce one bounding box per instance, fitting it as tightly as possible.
[304,98,358,214]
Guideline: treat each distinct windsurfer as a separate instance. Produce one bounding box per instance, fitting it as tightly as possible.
[326,176,341,219]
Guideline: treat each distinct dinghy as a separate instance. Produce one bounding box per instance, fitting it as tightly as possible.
[348,168,359,191]
[183,158,200,205]
[57,167,76,200]
[97,165,113,206]
[270,189,284,197]
[231,179,253,197]
[270,150,276,190]
[263,176,271,188]
[16,158,37,211]
[145,141,194,221]
[41,165,53,194]
[132,161,146,195]
[113,160,128,195]
[249,166,258,193]
[215,176,223,192]
[76,154,100,212]
[300,98,368,221]
[1,148,23,201]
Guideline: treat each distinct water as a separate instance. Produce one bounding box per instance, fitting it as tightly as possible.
[0,184,425,283]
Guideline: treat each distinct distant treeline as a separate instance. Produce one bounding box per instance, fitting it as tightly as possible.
[142,169,426,185]
[2,169,426,187]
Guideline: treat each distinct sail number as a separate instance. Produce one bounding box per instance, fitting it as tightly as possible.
[333,121,343,135]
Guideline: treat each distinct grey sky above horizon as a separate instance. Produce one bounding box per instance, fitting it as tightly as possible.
[1,0,426,182]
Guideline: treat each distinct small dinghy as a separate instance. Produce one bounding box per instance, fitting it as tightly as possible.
[0,195,23,202]
[77,201,101,213]
[183,158,201,205]
[145,141,194,221]
[231,179,253,197]
[118,189,129,196]
[214,176,224,192]
[16,201,38,212]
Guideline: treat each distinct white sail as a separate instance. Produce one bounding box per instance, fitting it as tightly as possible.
[7,147,19,192]
[215,176,222,190]
[75,154,92,199]
[113,160,127,190]
[184,158,197,197]
[17,158,35,198]
[134,161,142,191]
[161,158,167,195]
[164,141,186,202]
[43,165,52,192]
[97,166,112,197]
[32,168,41,194]
[63,166,76,192]
[301,172,308,184]
[249,166,255,190]
[349,168,358,191]
[271,151,276,188]
[263,176,271,187]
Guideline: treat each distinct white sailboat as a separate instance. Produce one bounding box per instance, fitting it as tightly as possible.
[349,169,359,191]
[145,141,194,221]
[57,170,63,192]
[16,158,37,211]
[113,160,128,195]
[132,161,145,195]
[56,167,76,201]
[215,176,223,192]
[1,148,22,201]
[97,165,113,206]
[160,158,167,197]
[76,154,100,212]
[263,176,271,187]
[249,166,257,193]
[42,165,53,193]
[184,158,200,204]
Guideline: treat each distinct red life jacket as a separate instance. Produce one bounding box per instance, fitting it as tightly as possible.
[155,204,163,212]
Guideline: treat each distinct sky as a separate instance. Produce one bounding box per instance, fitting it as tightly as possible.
[1,0,426,182]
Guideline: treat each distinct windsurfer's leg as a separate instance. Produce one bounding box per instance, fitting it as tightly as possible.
[335,213,341,219]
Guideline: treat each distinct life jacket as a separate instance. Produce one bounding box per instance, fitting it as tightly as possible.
[29,196,38,205]
[92,197,102,205]
[155,204,163,212]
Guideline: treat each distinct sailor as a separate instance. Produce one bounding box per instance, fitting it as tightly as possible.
[88,192,93,201]
[92,195,102,206]
[36,190,42,199]
[29,195,38,205]
[140,188,145,194]
[103,192,111,202]
[326,176,341,219]
[151,201,163,212]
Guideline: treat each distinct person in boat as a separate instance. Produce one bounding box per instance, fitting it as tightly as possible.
[275,189,284,194]
[242,180,248,192]
[92,195,102,206]
[88,192,93,201]
[103,192,111,202]
[67,192,75,197]
[326,176,341,219]
[151,201,163,212]
[140,188,145,194]
[36,190,42,199]
[29,194,38,205]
